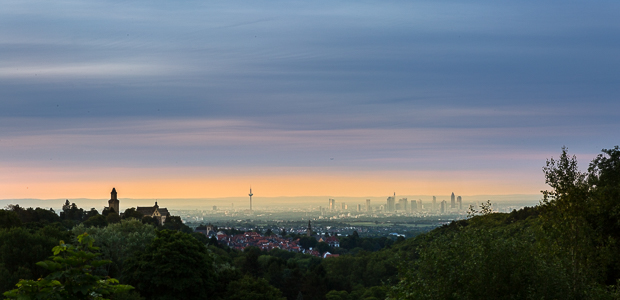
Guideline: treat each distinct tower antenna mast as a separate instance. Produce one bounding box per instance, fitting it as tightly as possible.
[249,186,253,211]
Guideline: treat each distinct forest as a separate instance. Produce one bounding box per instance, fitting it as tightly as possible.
[1,146,620,300]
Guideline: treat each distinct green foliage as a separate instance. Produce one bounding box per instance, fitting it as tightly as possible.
[82,215,108,228]
[105,213,121,224]
[539,147,600,297]
[3,233,133,300]
[140,216,159,227]
[325,290,349,300]
[60,201,87,223]
[390,217,571,300]
[123,230,215,300]
[224,275,285,300]
[390,146,620,300]
[315,241,331,255]
[0,210,21,229]
[6,205,61,226]
[161,216,192,233]
[297,236,317,250]
[467,200,493,218]
[588,146,620,284]
[120,208,144,221]
[0,227,60,293]
[338,234,396,252]
[71,219,157,280]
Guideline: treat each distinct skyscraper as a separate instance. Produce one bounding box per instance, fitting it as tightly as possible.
[357,204,361,212]
[441,200,447,214]
[386,196,395,212]
[329,199,336,211]
[398,198,408,212]
[366,199,371,212]
[418,199,423,211]
[451,192,455,209]
[432,196,436,212]
[457,196,462,210]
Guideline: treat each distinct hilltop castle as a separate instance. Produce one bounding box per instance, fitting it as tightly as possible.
[107,188,170,225]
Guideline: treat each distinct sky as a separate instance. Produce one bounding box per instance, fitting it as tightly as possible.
[1,0,619,200]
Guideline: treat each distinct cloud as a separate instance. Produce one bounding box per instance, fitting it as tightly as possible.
[0,0,618,198]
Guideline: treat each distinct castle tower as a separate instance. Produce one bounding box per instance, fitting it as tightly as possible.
[249,187,253,211]
[108,188,120,215]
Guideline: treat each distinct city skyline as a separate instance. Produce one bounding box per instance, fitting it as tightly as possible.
[1,0,619,200]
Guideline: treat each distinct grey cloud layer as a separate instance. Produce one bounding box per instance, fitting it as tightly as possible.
[1,0,619,175]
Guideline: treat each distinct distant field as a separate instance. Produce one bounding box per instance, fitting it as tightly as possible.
[345,222,393,227]
[399,223,438,228]
[344,222,439,228]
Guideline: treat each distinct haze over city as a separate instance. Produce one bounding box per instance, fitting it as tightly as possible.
[1,0,619,202]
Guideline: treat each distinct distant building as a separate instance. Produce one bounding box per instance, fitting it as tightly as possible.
[432,196,437,212]
[341,203,346,210]
[451,192,455,209]
[195,224,216,237]
[213,206,217,211]
[366,199,371,212]
[108,188,120,215]
[329,199,336,211]
[386,194,396,212]
[306,220,312,236]
[324,236,340,248]
[323,252,340,258]
[357,204,362,212]
[418,199,423,211]
[398,198,408,212]
[457,196,462,210]
[136,202,170,225]
[441,200,447,214]
[248,187,254,211]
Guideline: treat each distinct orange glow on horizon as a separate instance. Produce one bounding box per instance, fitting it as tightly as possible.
[0,166,546,199]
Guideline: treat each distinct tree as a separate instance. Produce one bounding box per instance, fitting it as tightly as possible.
[540,147,595,298]
[84,208,99,220]
[162,216,192,233]
[106,213,121,224]
[72,219,157,280]
[389,220,568,300]
[587,146,620,285]
[224,275,285,300]
[0,227,59,293]
[298,236,317,250]
[60,202,85,222]
[121,208,144,221]
[241,246,261,277]
[315,242,331,255]
[3,233,133,300]
[141,216,159,227]
[123,230,216,299]
[7,205,61,225]
[0,210,21,229]
[82,215,108,228]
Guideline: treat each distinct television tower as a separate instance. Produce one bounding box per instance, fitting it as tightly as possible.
[249,187,253,211]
